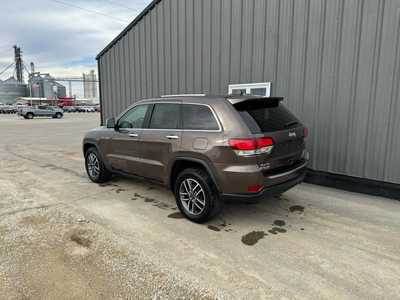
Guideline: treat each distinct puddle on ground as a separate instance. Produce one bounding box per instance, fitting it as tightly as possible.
[289,205,304,213]
[115,188,126,194]
[207,225,221,232]
[153,202,169,210]
[273,220,286,227]
[268,227,287,235]
[144,197,155,203]
[168,212,184,219]
[241,231,267,246]
[131,197,137,201]
[134,193,144,198]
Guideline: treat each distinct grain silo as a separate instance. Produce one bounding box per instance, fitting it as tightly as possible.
[0,77,27,104]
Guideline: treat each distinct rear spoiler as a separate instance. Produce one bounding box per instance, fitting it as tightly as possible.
[226,96,284,106]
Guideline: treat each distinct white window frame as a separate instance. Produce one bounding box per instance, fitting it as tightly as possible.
[228,82,271,97]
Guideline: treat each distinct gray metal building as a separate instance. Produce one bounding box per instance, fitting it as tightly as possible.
[0,77,27,104]
[97,0,400,187]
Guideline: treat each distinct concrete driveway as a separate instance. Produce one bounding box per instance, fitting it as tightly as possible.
[0,114,399,299]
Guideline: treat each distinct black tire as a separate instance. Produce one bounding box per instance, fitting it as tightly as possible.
[55,112,63,119]
[26,113,34,119]
[85,147,112,183]
[174,168,223,223]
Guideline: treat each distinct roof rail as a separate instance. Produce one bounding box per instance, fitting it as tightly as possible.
[161,94,206,98]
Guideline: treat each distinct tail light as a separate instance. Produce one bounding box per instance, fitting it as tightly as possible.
[304,127,309,138]
[247,184,263,193]
[229,137,274,156]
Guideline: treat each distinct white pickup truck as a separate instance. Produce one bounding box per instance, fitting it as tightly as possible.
[18,105,64,119]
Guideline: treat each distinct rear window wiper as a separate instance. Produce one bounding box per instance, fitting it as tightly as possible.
[284,121,299,128]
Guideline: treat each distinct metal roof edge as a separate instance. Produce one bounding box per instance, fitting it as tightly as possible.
[96,0,162,60]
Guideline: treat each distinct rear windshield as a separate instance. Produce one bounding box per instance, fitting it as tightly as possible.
[234,100,299,133]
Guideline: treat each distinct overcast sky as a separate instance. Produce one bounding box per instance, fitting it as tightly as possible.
[0,0,150,96]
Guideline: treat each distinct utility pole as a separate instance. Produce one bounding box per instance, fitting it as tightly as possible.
[13,45,23,83]
[69,81,72,97]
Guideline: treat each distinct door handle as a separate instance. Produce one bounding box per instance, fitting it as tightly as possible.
[166,135,179,140]
[129,133,139,137]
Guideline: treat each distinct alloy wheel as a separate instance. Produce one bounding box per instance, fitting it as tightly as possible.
[179,178,206,215]
[87,152,100,179]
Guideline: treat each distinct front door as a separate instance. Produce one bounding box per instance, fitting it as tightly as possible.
[138,102,182,183]
[37,106,50,116]
[107,104,150,175]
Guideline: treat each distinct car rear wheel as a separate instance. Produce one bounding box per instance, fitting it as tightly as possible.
[174,168,223,223]
[85,147,112,183]
[26,113,34,119]
[55,112,63,119]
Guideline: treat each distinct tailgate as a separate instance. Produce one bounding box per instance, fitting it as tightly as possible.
[232,98,306,171]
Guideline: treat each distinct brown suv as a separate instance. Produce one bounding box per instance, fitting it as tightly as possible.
[83,95,309,222]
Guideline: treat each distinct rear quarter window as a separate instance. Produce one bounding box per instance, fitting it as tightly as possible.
[235,101,299,133]
[182,104,219,130]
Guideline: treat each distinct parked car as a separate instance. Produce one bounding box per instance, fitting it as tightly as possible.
[83,95,309,222]
[18,105,64,119]
[0,105,17,114]
[76,106,96,113]
[63,106,77,113]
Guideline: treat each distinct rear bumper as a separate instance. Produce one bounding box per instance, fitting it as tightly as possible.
[221,162,307,202]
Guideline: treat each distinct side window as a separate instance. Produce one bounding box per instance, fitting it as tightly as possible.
[149,103,180,129]
[182,104,219,130]
[118,104,149,129]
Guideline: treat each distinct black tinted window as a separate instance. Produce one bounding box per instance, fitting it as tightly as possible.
[149,103,180,129]
[118,104,149,129]
[235,101,299,133]
[182,104,219,130]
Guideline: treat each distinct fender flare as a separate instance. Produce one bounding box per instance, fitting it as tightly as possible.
[170,157,221,192]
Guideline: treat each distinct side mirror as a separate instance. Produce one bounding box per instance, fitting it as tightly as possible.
[106,117,116,129]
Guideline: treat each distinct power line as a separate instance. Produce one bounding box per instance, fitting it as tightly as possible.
[102,0,138,11]
[0,63,14,77]
[48,0,130,24]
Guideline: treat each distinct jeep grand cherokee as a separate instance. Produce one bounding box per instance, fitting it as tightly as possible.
[83,95,309,222]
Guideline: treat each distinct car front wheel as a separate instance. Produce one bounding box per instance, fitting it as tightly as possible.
[85,147,112,183]
[174,168,223,223]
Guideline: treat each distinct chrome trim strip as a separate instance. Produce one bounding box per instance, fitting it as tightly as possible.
[161,94,206,97]
[266,161,308,179]
[118,102,223,133]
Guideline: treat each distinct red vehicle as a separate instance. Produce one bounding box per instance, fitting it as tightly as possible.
[58,97,75,108]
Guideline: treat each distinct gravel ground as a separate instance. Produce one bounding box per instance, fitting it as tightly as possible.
[0,205,218,299]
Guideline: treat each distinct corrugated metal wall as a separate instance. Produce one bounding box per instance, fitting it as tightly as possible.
[98,0,400,184]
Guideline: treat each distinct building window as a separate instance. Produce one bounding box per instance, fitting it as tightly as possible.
[228,82,271,97]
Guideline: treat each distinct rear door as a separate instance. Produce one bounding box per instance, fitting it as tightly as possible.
[46,107,55,116]
[234,99,306,171]
[138,102,182,182]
